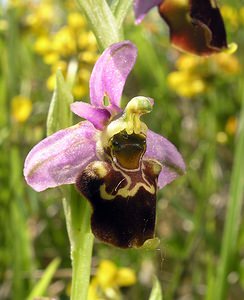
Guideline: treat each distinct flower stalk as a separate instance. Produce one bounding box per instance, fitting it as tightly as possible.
[63,188,94,300]
[111,0,134,30]
[75,0,121,49]
[47,71,94,300]
[76,0,134,50]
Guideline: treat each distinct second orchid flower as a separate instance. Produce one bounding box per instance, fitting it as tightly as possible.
[134,0,234,56]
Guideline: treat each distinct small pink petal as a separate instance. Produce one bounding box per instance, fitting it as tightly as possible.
[24,121,98,192]
[134,0,162,24]
[90,41,137,110]
[71,102,111,130]
[145,129,185,189]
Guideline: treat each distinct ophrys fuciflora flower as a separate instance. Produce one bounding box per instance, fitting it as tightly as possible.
[24,41,185,248]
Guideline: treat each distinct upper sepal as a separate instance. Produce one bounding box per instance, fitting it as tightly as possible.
[24,121,98,191]
[89,41,137,111]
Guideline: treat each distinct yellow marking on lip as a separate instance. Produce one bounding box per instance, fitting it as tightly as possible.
[210,0,217,8]
[100,180,155,201]
[149,159,163,176]
[92,161,108,178]
[99,162,156,201]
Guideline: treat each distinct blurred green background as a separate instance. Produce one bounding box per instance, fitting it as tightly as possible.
[0,0,243,299]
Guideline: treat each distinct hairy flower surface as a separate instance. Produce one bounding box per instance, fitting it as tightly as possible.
[24,41,185,248]
[134,0,233,56]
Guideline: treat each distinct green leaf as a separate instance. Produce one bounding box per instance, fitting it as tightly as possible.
[110,0,120,11]
[149,276,163,300]
[213,79,244,300]
[46,70,73,136]
[76,0,121,50]
[111,0,133,29]
[27,258,61,300]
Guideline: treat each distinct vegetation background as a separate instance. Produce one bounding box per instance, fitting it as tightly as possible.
[0,0,243,299]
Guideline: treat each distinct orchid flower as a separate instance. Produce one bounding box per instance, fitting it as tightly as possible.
[134,0,233,56]
[24,41,185,249]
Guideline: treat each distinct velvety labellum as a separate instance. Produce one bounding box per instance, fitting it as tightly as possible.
[190,0,227,49]
[76,132,162,248]
[159,0,228,55]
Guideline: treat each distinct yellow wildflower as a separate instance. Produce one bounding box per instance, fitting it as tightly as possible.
[51,61,67,74]
[88,279,100,300]
[46,73,57,90]
[34,35,51,55]
[167,71,205,98]
[25,1,55,34]
[52,26,77,56]
[79,51,98,64]
[24,0,97,99]
[167,52,240,98]
[72,84,87,99]
[67,12,86,30]
[78,69,91,82]
[78,32,97,50]
[221,5,239,30]
[88,260,136,300]
[225,116,238,136]
[116,268,137,286]
[96,260,118,288]
[176,55,201,71]
[213,53,240,74]
[11,95,32,123]
[43,52,60,65]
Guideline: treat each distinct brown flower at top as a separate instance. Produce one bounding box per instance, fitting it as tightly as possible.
[134,0,235,56]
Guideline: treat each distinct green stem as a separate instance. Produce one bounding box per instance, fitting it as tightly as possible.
[63,189,94,300]
[47,70,94,300]
[71,233,94,300]
[76,0,121,50]
[214,81,244,299]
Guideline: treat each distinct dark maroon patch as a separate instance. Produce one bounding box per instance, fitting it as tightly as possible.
[91,187,156,248]
[76,160,160,248]
[158,0,228,55]
[190,0,227,49]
